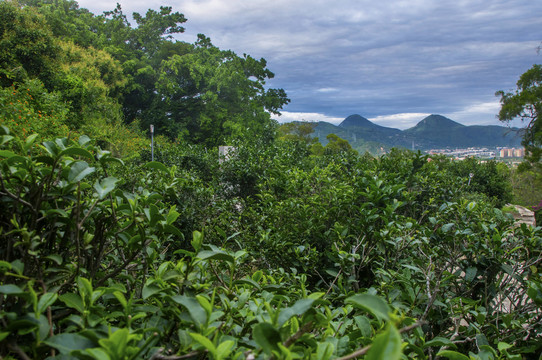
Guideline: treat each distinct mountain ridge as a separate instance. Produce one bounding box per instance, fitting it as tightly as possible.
[305,114,522,154]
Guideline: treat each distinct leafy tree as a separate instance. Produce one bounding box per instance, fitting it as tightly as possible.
[497,64,542,163]
[155,35,288,145]
[278,121,318,143]
[0,1,59,87]
[22,0,289,146]
[324,133,356,154]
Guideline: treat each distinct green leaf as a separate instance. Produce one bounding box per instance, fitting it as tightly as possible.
[437,350,471,360]
[7,317,40,333]
[191,231,203,252]
[43,333,95,354]
[37,293,58,315]
[196,295,212,317]
[113,291,127,310]
[354,315,372,338]
[189,333,216,355]
[24,134,39,149]
[277,298,315,327]
[98,328,132,359]
[94,177,119,200]
[83,348,111,360]
[78,135,91,146]
[163,224,182,237]
[59,293,85,314]
[253,322,281,355]
[77,277,93,300]
[197,250,234,264]
[144,161,169,173]
[441,223,454,233]
[234,278,261,290]
[465,267,477,283]
[365,324,402,360]
[346,293,390,321]
[60,147,94,160]
[68,161,95,183]
[0,261,11,271]
[141,284,162,300]
[216,340,235,360]
[401,264,422,273]
[45,254,63,265]
[316,342,335,360]
[170,295,207,327]
[424,337,457,349]
[475,333,489,348]
[0,284,24,295]
[42,141,59,157]
[166,207,180,225]
[527,281,542,306]
[11,260,24,275]
[0,150,16,158]
[0,135,14,145]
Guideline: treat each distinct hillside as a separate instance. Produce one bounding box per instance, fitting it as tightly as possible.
[310,114,522,153]
[403,114,520,148]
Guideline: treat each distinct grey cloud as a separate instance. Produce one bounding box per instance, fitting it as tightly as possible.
[77,0,542,127]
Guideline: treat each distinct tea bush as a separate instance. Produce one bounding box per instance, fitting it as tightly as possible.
[0,128,541,359]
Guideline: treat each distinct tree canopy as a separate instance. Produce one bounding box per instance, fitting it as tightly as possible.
[497,63,542,163]
[0,0,289,149]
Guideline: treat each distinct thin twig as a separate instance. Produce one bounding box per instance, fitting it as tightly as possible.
[283,321,314,348]
[7,342,32,360]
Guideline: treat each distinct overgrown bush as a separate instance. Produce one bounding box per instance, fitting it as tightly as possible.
[1,128,541,359]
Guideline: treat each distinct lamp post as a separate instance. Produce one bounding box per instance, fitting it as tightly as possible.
[150,125,154,161]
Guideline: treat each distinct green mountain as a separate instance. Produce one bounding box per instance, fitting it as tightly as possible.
[403,114,521,148]
[309,114,522,154]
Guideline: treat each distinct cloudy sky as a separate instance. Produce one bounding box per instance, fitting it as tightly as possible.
[77,0,541,129]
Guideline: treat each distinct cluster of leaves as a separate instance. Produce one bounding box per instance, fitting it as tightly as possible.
[0,0,148,156]
[199,138,542,358]
[497,64,542,164]
[0,123,542,359]
[0,121,541,359]
[0,128,432,359]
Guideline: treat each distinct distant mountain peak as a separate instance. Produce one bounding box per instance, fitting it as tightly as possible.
[339,114,375,128]
[412,114,464,129]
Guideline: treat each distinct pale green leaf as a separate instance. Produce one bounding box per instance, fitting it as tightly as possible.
[346,293,390,321]
[170,295,207,327]
[0,284,24,295]
[144,161,169,173]
[277,298,315,327]
[189,333,216,355]
[59,293,85,314]
[94,177,119,199]
[365,324,402,360]
[37,293,58,315]
[68,161,95,183]
[437,350,471,360]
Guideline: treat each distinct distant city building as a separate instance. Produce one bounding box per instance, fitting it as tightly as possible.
[499,147,524,158]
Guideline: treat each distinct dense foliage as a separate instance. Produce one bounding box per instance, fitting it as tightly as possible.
[1,1,542,359]
[1,127,541,359]
[497,64,542,164]
[0,0,288,150]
